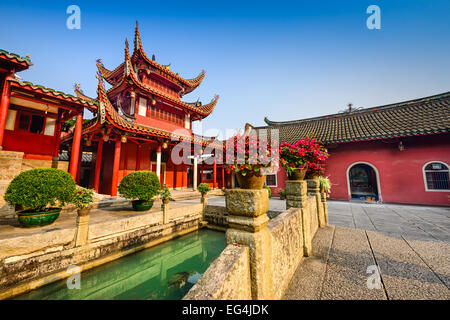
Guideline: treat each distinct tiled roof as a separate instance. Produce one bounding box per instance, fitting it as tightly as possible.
[103,42,217,119]
[11,80,98,110]
[61,78,223,148]
[97,22,205,94]
[0,49,33,66]
[258,92,450,144]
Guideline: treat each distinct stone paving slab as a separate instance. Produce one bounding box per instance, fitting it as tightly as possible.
[284,225,450,300]
[282,226,335,300]
[366,231,450,300]
[319,227,386,300]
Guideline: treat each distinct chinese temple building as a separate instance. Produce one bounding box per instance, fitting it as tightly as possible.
[254,92,450,206]
[0,49,94,206]
[61,23,227,196]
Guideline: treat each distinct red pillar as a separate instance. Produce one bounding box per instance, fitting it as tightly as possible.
[124,142,128,176]
[111,138,122,196]
[93,138,103,193]
[213,160,217,189]
[221,166,225,189]
[52,113,62,159]
[0,76,12,149]
[69,112,83,180]
[76,145,83,184]
[173,163,177,189]
[136,144,141,171]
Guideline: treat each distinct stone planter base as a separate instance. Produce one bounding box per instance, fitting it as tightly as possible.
[131,200,154,211]
[17,207,62,228]
[236,172,266,189]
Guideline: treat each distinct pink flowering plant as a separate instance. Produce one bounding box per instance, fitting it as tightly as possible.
[223,132,277,176]
[279,138,329,176]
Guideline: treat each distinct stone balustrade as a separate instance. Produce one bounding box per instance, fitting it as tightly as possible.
[185,179,328,300]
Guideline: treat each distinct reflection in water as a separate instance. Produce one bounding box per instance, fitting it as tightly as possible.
[15,229,225,300]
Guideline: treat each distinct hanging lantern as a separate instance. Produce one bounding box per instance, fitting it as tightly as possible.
[121,135,127,143]
[103,135,109,142]
[162,141,168,149]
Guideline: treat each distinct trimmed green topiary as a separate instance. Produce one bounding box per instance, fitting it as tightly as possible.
[4,168,76,211]
[197,183,211,195]
[72,187,95,209]
[118,171,161,201]
[263,185,272,198]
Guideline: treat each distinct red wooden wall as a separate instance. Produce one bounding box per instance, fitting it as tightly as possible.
[270,134,450,206]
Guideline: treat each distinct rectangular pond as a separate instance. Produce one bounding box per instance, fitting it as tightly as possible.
[14,229,225,300]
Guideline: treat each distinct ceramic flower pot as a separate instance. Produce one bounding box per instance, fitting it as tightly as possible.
[287,167,308,181]
[17,207,61,228]
[132,200,154,211]
[77,208,90,216]
[305,172,319,180]
[236,172,266,189]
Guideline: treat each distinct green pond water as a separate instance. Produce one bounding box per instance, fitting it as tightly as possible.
[15,229,225,300]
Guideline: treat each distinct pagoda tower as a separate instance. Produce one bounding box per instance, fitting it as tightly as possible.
[62,22,225,195]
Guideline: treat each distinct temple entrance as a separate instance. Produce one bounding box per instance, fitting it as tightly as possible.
[348,163,379,202]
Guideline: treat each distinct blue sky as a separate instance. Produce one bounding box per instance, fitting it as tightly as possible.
[1,0,449,136]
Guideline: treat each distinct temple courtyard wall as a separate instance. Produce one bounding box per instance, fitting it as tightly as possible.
[185,180,328,300]
[0,199,204,299]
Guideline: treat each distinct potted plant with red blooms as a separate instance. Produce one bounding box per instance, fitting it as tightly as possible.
[224,132,275,189]
[305,162,325,179]
[280,138,328,180]
[305,140,329,179]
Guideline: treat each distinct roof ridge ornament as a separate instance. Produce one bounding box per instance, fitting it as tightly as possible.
[124,38,130,60]
[74,83,83,94]
[134,21,143,52]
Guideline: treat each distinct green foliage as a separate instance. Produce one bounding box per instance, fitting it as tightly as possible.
[118,171,161,201]
[263,185,272,198]
[4,168,76,211]
[197,183,211,195]
[279,188,286,196]
[159,187,174,201]
[72,187,95,209]
[318,176,332,193]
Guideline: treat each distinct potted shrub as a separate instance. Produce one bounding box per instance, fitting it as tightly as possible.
[4,168,75,227]
[280,138,328,180]
[263,185,272,198]
[279,188,286,200]
[72,187,95,216]
[305,162,325,180]
[159,187,174,205]
[197,183,211,199]
[118,171,161,211]
[318,176,332,195]
[224,132,275,189]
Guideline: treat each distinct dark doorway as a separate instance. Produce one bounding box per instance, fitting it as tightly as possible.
[349,164,379,202]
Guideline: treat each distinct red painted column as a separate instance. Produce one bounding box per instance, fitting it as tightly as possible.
[213,160,217,189]
[136,144,141,171]
[173,163,178,189]
[52,113,62,159]
[111,138,122,196]
[221,166,225,189]
[69,112,83,180]
[0,76,12,150]
[93,138,103,193]
[76,145,83,184]
[124,142,128,176]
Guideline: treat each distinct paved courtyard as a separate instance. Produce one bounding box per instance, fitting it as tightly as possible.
[283,201,450,300]
[209,196,450,299]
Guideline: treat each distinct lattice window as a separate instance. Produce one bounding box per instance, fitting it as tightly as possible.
[265,174,277,187]
[424,162,450,191]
